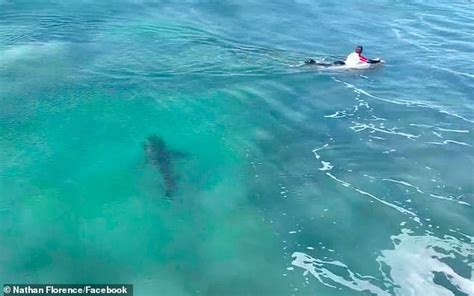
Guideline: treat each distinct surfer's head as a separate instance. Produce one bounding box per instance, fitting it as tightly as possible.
[355,45,363,54]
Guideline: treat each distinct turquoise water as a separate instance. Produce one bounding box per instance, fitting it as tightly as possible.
[1,0,473,295]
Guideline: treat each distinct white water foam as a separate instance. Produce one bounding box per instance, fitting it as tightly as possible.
[312,145,421,223]
[291,252,390,295]
[319,161,333,171]
[350,123,420,140]
[292,229,474,295]
[312,144,329,160]
[333,78,474,124]
[426,140,472,147]
[377,229,474,296]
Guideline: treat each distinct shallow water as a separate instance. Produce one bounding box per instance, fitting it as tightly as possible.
[0,1,473,295]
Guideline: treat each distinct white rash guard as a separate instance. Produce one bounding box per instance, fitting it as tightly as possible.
[345,52,369,67]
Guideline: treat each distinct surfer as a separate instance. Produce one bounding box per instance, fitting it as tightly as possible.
[344,45,380,67]
[304,45,381,67]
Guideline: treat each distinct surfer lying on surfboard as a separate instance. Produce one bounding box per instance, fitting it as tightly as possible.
[305,45,382,69]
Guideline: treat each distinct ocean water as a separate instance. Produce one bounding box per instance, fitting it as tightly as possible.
[0,0,473,295]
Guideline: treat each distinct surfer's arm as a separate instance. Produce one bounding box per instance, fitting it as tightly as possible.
[359,55,369,62]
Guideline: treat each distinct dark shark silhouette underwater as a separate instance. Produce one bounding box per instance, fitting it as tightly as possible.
[144,135,187,198]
